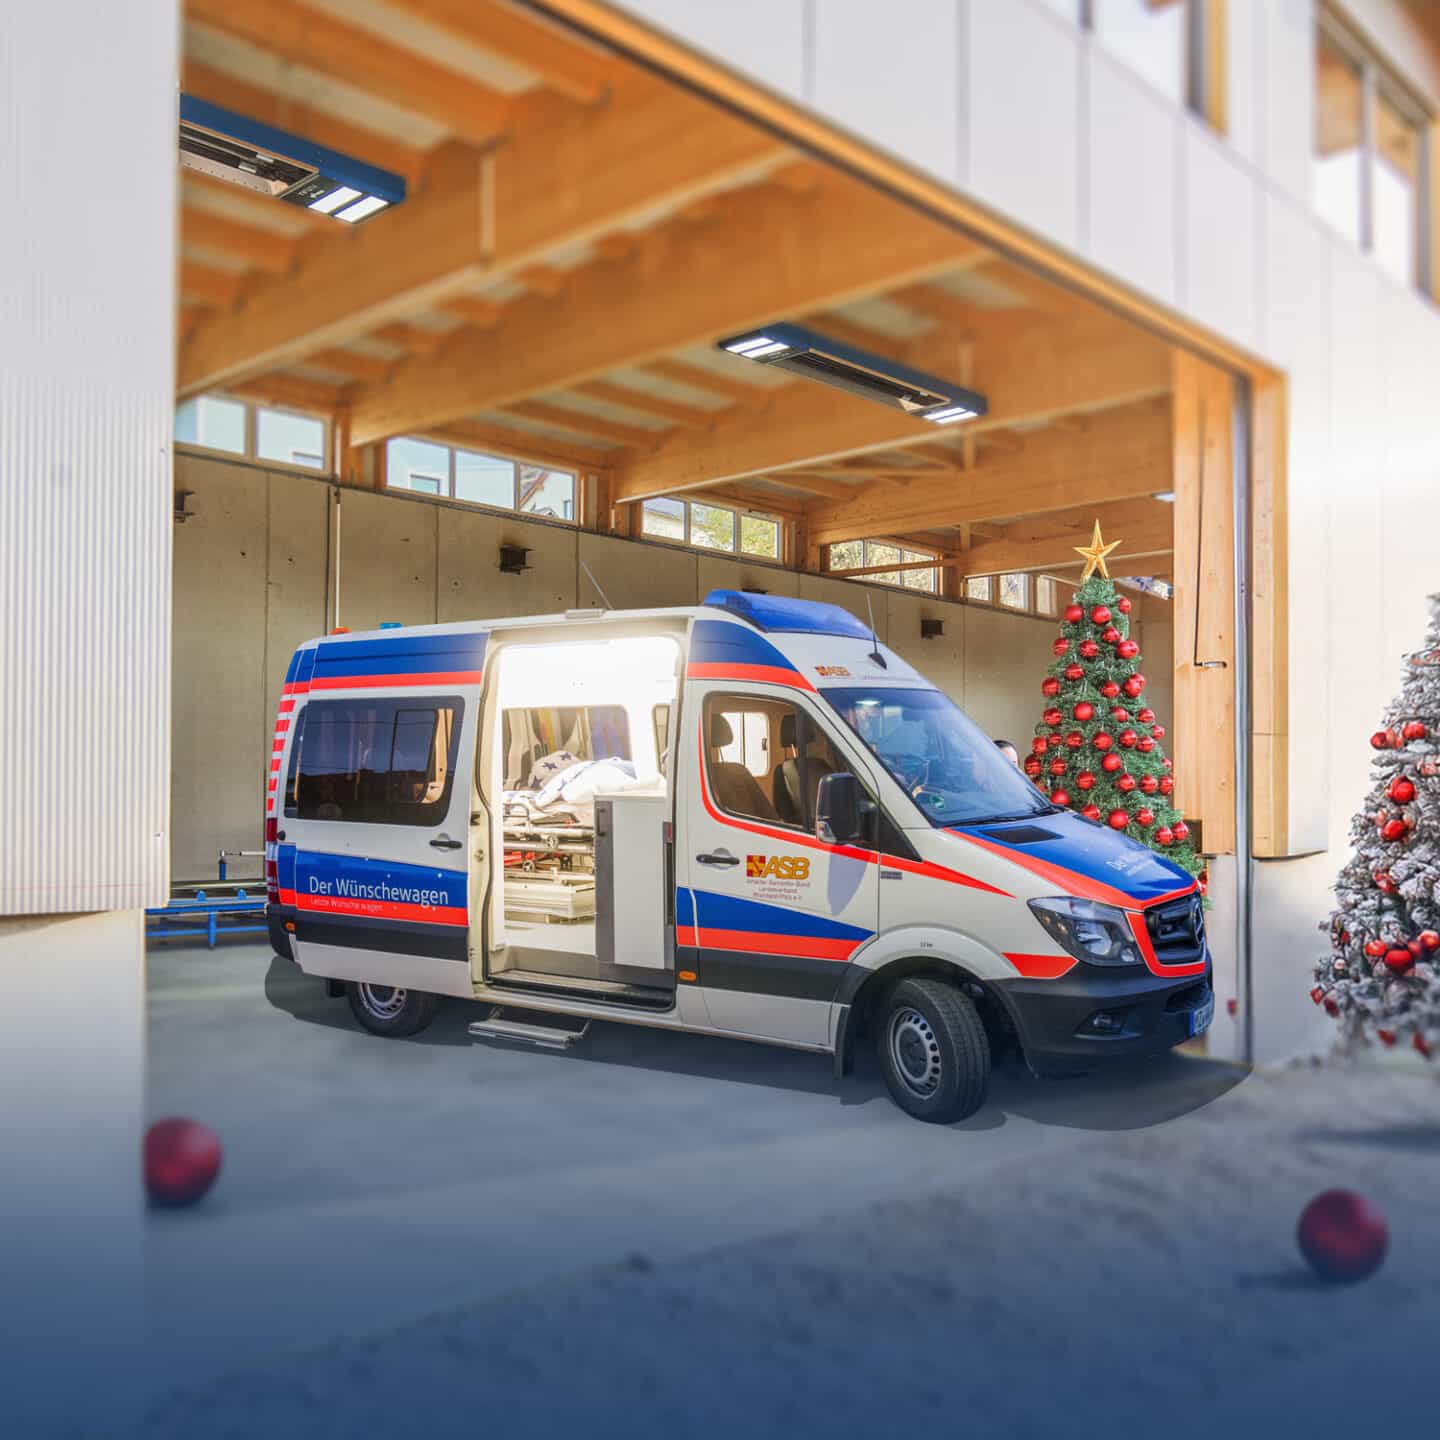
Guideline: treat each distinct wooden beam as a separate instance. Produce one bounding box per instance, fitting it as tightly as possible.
[180,261,242,308]
[614,311,1172,505]
[350,169,984,444]
[504,400,661,449]
[381,0,612,104]
[373,323,452,358]
[1250,376,1289,857]
[181,210,297,275]
[952,500,1174,578]
[178,68,786,396]
[1171,351,1237,855]
[180,168,331,231]
[307,349,395,385]
[805,402,1171,545]
[643,358,770,404]
[575,380,719,428]
[180,59,429,188]
[444,297,506,329]
[228,373,345,413]
[186,0,512,146]
[775,473,865,500]
[421,417,612,472]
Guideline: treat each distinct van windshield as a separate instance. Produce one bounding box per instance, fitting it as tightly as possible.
[824,686,1053,827]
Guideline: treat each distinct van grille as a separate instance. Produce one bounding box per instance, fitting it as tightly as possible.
[1145,895,1206,967]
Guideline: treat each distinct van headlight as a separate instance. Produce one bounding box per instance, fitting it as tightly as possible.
[1027,897,1141,967]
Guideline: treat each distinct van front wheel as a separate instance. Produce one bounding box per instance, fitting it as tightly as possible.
[345,981,440,1038]
[877,977,990,1123]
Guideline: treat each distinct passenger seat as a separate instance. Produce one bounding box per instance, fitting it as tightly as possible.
[706,714,776,820]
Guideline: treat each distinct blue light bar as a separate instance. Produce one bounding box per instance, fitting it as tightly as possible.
[702,589,875,639]
[178,95,406,223]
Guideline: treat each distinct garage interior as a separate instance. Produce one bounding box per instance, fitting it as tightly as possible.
[171,0,1245,900]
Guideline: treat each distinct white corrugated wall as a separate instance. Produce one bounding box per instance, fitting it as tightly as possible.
[0,3,176,914]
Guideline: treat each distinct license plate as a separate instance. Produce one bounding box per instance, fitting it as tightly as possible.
[1189,994,1215,1037]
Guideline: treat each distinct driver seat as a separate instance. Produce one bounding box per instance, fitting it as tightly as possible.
[772,713,835,826]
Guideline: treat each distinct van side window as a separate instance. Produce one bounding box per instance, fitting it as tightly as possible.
[284,696,464,826]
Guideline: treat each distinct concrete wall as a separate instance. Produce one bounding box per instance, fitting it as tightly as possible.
[606,0,1440,1061]
[171,452,1173,880]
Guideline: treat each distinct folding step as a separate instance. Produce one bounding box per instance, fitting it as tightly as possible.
[468,1010,590,1051]
[488,968,673,1009]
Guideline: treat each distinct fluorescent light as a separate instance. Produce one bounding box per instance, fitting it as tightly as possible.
[309,185,362,214]
[335,194,389,224]
[724,335,774,353]
[1153,490,1176,503]
[921,405,976,424]
[724,335,790,359]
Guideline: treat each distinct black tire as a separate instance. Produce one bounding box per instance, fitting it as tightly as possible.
[345,981,441,1038]
[876,976,990,1123]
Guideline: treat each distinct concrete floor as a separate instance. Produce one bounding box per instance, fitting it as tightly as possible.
[141,943,1438,1438]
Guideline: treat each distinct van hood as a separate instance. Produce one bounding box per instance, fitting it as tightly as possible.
[946,808,1196,908]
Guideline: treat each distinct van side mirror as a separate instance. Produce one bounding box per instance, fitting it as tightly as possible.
[815,771,864,845]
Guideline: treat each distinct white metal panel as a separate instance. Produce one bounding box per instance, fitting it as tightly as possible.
[963,0,1081,248]
[0,3,175,914]
[1224,0,1262,167]
[1084,53,1180,305]
[1259,0,1315,205]
[811,0,960,185]
[1180,122,1261,353]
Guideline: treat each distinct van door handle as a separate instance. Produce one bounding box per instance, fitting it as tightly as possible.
[429,836,464,850]
[696,850,740,867]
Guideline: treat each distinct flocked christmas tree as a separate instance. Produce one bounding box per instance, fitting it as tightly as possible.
[1024,522,1203,883]
[1314,594,1440,1060]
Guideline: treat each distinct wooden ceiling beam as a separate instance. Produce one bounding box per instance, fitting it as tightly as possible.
[180,261,243,308]
[181,210,298,275]
[306,349,395,385]
[186,0,512,145]
[643,358,772,404]
[575,380,720,428]
[419,418,613,472]
[804,401,1171,546]
[443,297,506,330]
[350,169,985,444]
[504,400,661,449]
[951,500,1174,578]
[227,373,347,413]
[373,323,452,358]
[178,68,786,397]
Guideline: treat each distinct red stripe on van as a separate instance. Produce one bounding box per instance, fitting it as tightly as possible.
[281,890,468,927]
[692,927,861,962]
[687,662,816,692]
[1004,952,1079,980]
[1126,911,1208,978]
[308,670,482,690]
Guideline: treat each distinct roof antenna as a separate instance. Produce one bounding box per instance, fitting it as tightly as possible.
[579,558,612,611]
[865,591,888,669]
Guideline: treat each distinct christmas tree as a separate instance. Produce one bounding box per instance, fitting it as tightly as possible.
[1024,522,1203,883]
[1315,595,1440,1060]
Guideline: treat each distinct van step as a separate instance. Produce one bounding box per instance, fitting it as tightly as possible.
[468,1012,590,1051]
[488,968,673,1009]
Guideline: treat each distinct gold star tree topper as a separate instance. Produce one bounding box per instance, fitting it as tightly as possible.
[1073,520,1122,580]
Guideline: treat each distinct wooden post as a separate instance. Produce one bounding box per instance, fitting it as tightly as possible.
[1171,351,1237,855]
[1250,376,1289,857]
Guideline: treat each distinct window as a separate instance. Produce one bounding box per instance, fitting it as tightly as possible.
[825,538,937,592]
[386,437,576,522]
[1314,11,1431,291]
[702,693,860,833]
[965,576,992,604]
[998,573,1029,611]
[501,705,632,787]
[175,395,330,471]
[286,697,463,827]
[1035,576,1059,617]
[641,495,784,561]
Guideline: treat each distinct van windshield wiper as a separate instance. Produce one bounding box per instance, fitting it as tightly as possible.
[965,806,1058,825]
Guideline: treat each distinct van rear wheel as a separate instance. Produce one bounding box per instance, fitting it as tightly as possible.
[345,981,440,1038]
[877,977,990,1123]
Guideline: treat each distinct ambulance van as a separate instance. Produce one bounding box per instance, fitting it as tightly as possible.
[265,590,1212,1123]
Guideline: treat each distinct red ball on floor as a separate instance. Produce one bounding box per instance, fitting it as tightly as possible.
[145,1117,222,1207]
[1297,1190,1388,1284]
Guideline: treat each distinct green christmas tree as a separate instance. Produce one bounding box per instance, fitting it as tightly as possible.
[1025,522,1203,882]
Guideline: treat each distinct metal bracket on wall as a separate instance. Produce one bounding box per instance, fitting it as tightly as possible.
[173,488,194,524]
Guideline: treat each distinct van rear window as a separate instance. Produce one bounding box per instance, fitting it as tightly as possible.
[284,697,463,826]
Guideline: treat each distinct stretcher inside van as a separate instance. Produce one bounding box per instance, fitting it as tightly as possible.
[265,590,1211,1122]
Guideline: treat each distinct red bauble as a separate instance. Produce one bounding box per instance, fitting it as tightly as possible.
[1073,702,1095,722]
[1107,810,1129,830]
[1117,595,1132,614]
[1388,777,1416,804]
[1137,736,1156,753]
[1100,682,1121,699]
[1402,721,1428,741]
[1139,775,1158,795]
[1135,808,1155,828]
[1370,730,1392,750]
[1101,626,1121,645]
[1377,1029,1397,1047]
[1383,947,1414,973]
[1364,939,1387,958]
[1047,735,1062,750]
[1407,938,1424,958]
[1081,804,1102,821]
[144,1118,223,1207]
[1050,789,1071,807]
[1031,737,1048,756]
[1118,728,1138,749]
[1171,820,1189,842]
[1101,753,1124,774]
[1137,708,1156,725]
[1123,676,1145,698]
[1116,774,1137,794]
[1374,870,1396,894]
[1158,776,1174,794]
[1065,603,1084,624]
[1382,818,1408,842]
[1116,639,1139,660]
[1154,827,1174,846]
[1043,707,1062,727]
[1050,757,1068,776]
[1023,756,1042,778]
[1110,706,1130,723]
[1092,732,1113,751]
[1076,771,1096,791]
[1090,605,1112,625]
[1052,637,1070,657]
[1297,1191,1389,1285]
[1420,930,1440,951]
[1149,725,1165,741]
[1065,731,1084,750]
[1064,663,1085,681]
[1078,640,1100,660]
[1041,676,1061,698]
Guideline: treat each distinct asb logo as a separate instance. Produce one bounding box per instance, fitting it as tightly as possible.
[746,854,811,881]
[815,665,851,678]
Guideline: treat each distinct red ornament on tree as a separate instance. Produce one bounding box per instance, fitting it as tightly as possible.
[1374,870,1397,895]
[1116,774,1137,794]
[1110,706,1130,723]
[1101,753,1124,774]
[1090,605,1112,625]
[1155,827,1174,846]
[1064,663,1085,681]
[1116,639,1139,660]
[1150,725,1165,741]
[1078,639,1100,660]
[1382,818,1408,842]
[1364,939,1388,958]
[1137,708,1156,725]
[1171,820,1189,842]
[1076,771,1096,791]
[1023,756,1043,778]
[1031,736,1048,756]
[1052,637,1071,657]
[1158,776,1174,794]
[1118,728,1138,749]
[1065,603,1084,624]
[1050,757,1068,776]
[1137,736,1156,753]
[1092,732,1113,751]
[1402,720,1428,741]
[1100,682,1121,699]
[1388,777,1416,804]
[1101,626,1121,645]
[1051,790,1071,807]
[1139,775,1158,795]
[1043,707,1062,728]
[1370,730,1392,750]
[1073,701,1095,722]
[1135,808,1155,828]
[1419,930,1440,951]
[1383,947,1414,973]
[1065,731,1084,750]
[1297,1191,1388,1284]
[145,1118,223,1207]
[1123,674,1146,698]
[1116,595,1132,614]
[1041,676,1061,698]
[1107,810,1129,830]
[1081,804,1102,821]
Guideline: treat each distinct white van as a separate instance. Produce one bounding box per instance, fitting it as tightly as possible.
[264,590,1211,1123]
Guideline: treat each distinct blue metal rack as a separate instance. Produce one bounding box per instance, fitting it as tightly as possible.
[146,851,268,949]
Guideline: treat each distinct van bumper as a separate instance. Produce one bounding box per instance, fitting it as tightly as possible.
[266,905,296,963]
[991,957,1212,1071]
